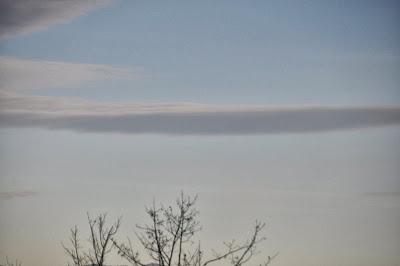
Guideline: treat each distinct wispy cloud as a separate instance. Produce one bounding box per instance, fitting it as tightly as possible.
[0,190,37,200]
[0,56,140,91]
[0,0,114,39]
[1,93,399,135]
[363,192,400,198]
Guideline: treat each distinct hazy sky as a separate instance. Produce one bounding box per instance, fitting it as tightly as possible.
[0,1,400,266]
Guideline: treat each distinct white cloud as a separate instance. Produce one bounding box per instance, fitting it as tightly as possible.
[0,56,140,91]
[0,0,114,39]
[1,93,399,135]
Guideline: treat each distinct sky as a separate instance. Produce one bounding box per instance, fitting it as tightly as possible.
[0,1,400,265]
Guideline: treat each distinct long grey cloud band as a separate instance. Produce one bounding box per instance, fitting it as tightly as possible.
[1,93,399,135]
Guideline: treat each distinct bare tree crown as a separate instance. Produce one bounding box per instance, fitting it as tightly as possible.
[62,213,121,266]
[112,192,277,266]
[62,192,276,266]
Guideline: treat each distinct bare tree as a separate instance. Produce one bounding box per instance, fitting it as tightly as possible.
[62,225,87,266]
[62,212,121,266]
[113,192,277,266]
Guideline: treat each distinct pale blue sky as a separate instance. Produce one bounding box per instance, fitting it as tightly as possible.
[0,1,400,266]
[1,0,400,104]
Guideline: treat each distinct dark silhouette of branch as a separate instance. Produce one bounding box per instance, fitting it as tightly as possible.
[0,257,22,266]
[62,212,121,266]
[62,225,87,266]
[114,192,201,266]
[202,221,275,266]
[113,192,276,266]
[86,213,121,266]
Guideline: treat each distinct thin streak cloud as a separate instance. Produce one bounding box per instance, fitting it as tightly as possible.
[0,56,141,91]
[0,190,37,200]
[1,93,399,135]
[363,192,400,198]
[0,0,114,39]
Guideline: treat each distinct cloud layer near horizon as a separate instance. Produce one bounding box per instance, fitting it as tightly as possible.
[1,93,399,135]
[0,0,113,39]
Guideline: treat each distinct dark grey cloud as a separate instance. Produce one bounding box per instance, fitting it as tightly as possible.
[0,0,113,39]
[0,190,37,200]
[1,93,400,135]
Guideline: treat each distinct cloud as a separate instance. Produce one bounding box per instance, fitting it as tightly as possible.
[0,56,140,91]
[0,0,114,39]
[0,190,37,200]
[1,93,400,135]
[363,192,400,198]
